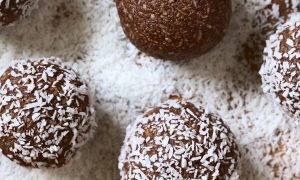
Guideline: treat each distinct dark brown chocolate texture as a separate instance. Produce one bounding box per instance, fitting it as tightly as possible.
[116,0,232,60]
[119,99,240,179]
[0,57,94,168]
[0,0,38,26]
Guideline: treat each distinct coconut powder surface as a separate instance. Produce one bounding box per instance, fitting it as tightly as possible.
[0,0,298,179]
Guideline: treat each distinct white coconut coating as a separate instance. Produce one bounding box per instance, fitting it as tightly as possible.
[118,99,240,180]
[0,57,96,168]
[260,14,300,118]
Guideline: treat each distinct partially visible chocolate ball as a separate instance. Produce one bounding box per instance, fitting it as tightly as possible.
[239,0,299,71]
[0,0,38,27]
[119,99,240,179]
[116,0,232,60]
[0,57,95,168]
[253,0,295,37]
[260,15,300,117]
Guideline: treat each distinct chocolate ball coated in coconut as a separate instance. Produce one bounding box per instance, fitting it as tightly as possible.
[253,0,297,35]
[0,57,95,168]
[260,15,300,117]
[116,0,232,60]
[0,0,38,27]
[239,0,300,71]
[119,99,240,179]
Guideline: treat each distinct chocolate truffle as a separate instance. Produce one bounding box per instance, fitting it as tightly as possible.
[0,57,95,168]
[116,0,232,60]
[239,0,300,71]
[260,15,300,117]
[0,0,38,27]
[253,0,296,36]
[119,99,240,179]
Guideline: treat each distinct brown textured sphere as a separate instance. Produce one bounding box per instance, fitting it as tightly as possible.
[0,57,95,168]
[239,0,299,71]
[0,0,38,26]
[119,99,240,179]
[260,17,300,118]
[116,0,232,60]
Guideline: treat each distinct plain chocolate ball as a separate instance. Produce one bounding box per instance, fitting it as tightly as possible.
[116,0,232,60]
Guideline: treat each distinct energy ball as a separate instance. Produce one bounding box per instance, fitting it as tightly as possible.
[0,57,95,168]
[260,15,300,117]
[239,0,300,71]
[253,0,297,35]
[119,99,240,179]
[0,0,38,27]
[116,0,232,60]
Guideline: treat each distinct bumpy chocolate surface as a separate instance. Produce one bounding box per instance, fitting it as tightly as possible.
[119,99,240,179]
[116,0,231,60]
[0,57,95,168]
[0,0,38,26]
[260,19,300,118]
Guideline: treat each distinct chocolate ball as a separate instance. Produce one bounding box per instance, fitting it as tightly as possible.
[0,0,38,27]
[260,15,300,117]
[119,99,240,179]
[0,57,95,168]
[239,0,299,71]
[116,0,232,60]
[253,0,296,37]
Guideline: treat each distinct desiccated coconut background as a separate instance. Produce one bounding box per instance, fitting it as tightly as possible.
[0,0,298,179]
